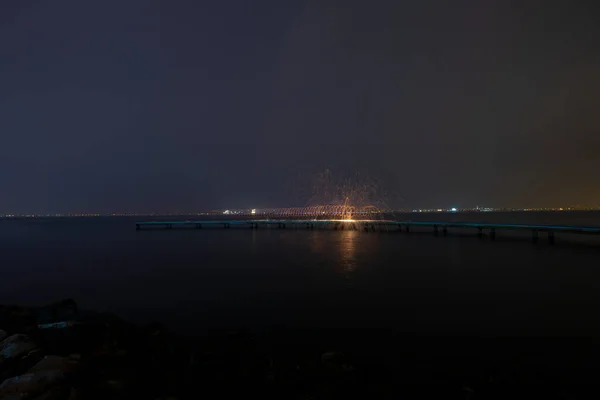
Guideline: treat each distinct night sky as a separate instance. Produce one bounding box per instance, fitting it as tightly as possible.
[1,0,599,213]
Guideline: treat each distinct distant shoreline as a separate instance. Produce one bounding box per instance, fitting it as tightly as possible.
[3,209,600,219]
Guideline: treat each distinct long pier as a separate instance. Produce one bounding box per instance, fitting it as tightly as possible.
[135,219,600,245]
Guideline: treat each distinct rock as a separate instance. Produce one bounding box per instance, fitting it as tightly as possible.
[0,370,65,399]
[37,300,77,326]
[36,301,82,356]
[0,335,38,366]
[0,330,7,342]
[320,351,355,375]
[30,385,71,400]
[37,322,77,330]
[3,349,45,381]
[321,352,337,363]
[66,388,81,400]
[29,356,79,374]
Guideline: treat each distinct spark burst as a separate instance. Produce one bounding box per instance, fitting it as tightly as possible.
[303,169,390,220]
[220,170,394,221]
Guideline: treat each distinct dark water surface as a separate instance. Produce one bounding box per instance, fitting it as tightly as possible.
[1,212,600,337]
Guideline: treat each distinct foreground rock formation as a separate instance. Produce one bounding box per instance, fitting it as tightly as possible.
[1,300,598,399]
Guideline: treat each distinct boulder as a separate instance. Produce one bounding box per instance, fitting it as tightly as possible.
[36,300,77,326]
[0,334,42,382]
[30,385,71,400]
[29,356,80,374]
[36,301,81,355]
[2,349,44,382]
[320,351,355,375]
[0,370,65,399]
[0,335,38,366]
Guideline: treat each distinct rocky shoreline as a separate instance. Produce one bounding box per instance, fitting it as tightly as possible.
[2,300,599,399]
[1,299,371,399]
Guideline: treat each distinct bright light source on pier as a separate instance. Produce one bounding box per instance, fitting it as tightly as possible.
[223,210,230,214]
[451,208,457,212]
[251,209,256,214]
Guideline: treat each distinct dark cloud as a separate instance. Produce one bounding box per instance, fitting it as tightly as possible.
[1,0,599,213]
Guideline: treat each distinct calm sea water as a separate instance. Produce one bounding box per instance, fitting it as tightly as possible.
[1,212,600,337]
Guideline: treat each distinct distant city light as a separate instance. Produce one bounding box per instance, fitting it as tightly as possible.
[251,209,256,214]
[223,210,230,214]
[451,208,457,212]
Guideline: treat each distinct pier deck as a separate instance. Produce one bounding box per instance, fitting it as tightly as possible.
[135,219,600,244]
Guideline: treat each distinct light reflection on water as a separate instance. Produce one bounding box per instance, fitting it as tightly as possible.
[339,230,358,286]
[307,229,367,286]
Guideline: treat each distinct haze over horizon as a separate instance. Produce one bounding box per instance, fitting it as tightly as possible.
[2,0,599,214]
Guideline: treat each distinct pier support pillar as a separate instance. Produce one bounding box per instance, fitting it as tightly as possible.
[166,224,172,230]
[406,225,410,233]
[443,226,448,236]
[477,227,483,238]
[490,228,496,240]
[548,231,555,245]
[224,223,230,229]
[532,229,539,243]
[196,223,202,229]
[136,224,140,231]
[433,225,439,236]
